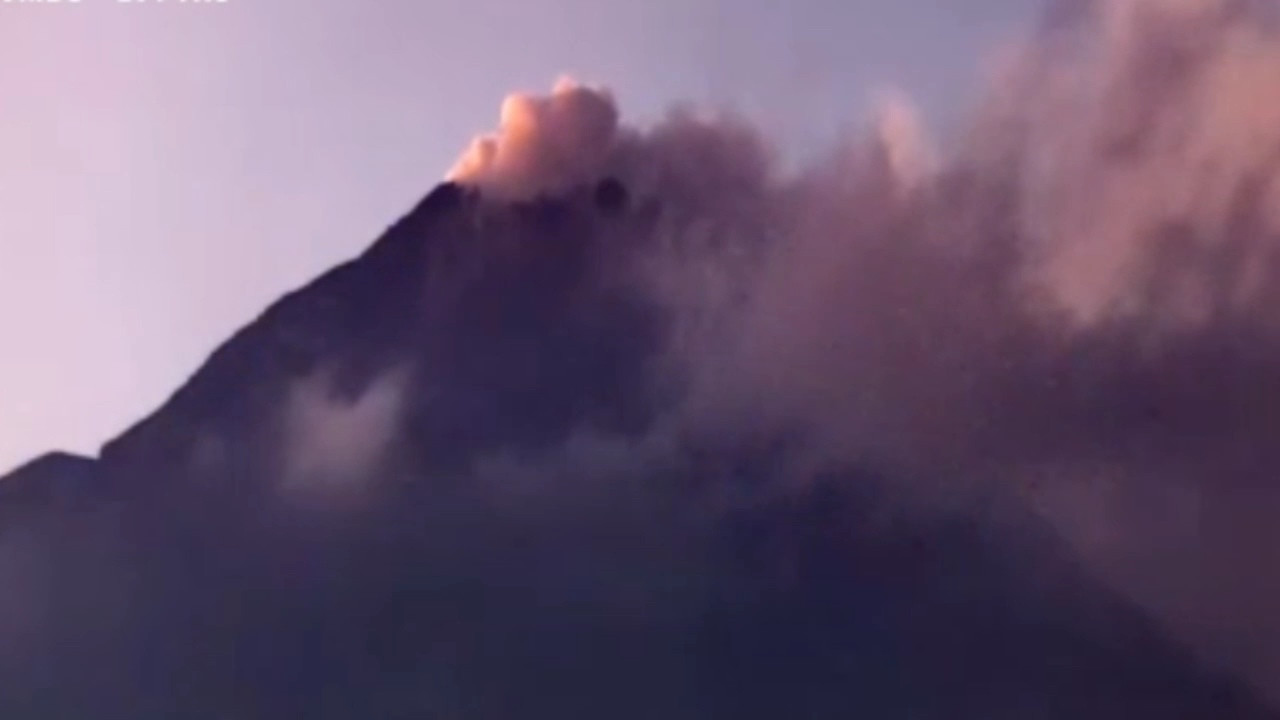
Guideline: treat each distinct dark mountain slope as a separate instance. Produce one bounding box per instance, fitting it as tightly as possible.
[0,451,100,516]
[0,180,1273,719]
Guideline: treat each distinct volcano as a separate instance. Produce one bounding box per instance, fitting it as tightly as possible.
[0,177,1274,719]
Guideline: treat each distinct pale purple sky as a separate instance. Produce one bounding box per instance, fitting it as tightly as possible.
[0,0,1035,472]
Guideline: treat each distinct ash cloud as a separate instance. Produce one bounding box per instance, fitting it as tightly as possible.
[437,0,1280,700]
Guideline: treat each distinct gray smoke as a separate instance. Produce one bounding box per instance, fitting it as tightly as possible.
[443,0,1280,699]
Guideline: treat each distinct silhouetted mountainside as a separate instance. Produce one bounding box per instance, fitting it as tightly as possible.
[0,181,1274,719]
[0,451,99,512]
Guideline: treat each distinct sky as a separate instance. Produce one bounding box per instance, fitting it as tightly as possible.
[0,0,1036,473]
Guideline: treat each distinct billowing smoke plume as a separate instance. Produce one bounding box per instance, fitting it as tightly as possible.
[447,77,621,201]
[439,0,1280,699]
